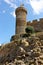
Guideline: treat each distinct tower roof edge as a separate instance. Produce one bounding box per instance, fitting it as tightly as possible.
[15,6,27,15]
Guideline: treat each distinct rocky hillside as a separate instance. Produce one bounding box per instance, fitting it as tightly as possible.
[0,34,43,65]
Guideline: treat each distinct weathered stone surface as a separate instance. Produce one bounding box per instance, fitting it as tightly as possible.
[0,36,43,65]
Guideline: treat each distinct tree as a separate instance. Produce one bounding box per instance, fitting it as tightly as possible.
[25,26,34,35]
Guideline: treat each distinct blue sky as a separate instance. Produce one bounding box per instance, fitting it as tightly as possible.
[0,0,43,45]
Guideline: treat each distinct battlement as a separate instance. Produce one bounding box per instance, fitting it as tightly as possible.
[40,18,43,21]
[27,18,43,25]
[27,18,43,32]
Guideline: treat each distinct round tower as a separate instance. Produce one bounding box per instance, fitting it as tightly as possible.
[15,5,27,34]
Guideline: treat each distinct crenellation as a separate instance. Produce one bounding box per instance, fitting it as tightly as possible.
[27,18,43,32]
[40,18,43,21]
[32,19,38,22]
[27,18,43,24]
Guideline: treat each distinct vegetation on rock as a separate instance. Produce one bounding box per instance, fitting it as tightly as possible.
[25,26,35,34]
[0,35,43,65]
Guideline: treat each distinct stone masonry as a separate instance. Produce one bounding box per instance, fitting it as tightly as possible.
[15,5,43,34]
[15,5,27,34]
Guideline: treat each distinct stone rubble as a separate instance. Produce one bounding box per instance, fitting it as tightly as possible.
[0,36,43,65]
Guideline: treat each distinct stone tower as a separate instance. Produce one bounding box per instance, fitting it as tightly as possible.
[15,5,27,34]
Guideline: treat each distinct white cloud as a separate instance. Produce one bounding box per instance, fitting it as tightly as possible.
[10,11,16,18]
[4,0,17,9]
[4,0,17,18]
[0,44,1,46]
[29,0,43,14]
[25,0,29,4]
[4,0,43,15]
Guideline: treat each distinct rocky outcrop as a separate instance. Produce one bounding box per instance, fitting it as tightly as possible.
[0,36,43,65]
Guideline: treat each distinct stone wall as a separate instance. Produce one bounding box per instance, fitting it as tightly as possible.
[27,18,43,32]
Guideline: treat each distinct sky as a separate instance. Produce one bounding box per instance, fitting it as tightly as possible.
[0,0,43,45]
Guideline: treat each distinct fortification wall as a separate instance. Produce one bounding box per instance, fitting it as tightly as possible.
[27,18,43,32]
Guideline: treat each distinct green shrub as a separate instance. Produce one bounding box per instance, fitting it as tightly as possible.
[25,26,35,34]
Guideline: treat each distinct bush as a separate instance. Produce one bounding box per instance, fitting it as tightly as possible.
[25,26,34,34]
